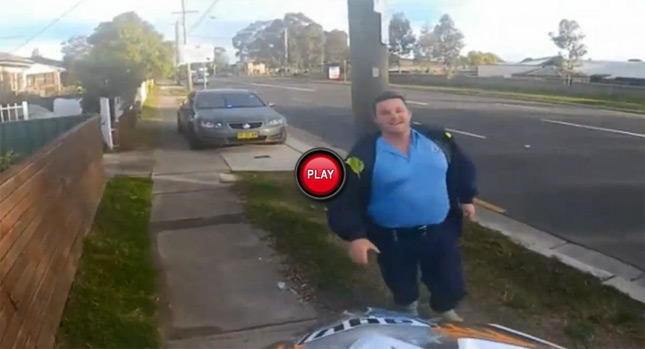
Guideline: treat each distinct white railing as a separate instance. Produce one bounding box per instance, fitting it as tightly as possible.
[0,101,29,123]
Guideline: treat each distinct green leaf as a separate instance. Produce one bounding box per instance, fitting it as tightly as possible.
[345,157,364,178]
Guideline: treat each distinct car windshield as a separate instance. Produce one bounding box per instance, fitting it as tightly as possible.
[195,93,266,109]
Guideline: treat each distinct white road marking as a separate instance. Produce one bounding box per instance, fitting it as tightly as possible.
[407,100,429,106]
[250,82,316,92]
[496,103,546,111]
[445,128,487,139]
[541,119,645,138]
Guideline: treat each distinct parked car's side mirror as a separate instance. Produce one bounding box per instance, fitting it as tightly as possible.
[268,102,276,107]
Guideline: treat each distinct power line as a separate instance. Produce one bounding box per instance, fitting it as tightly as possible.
[188,0,219,35]
[12,0,88,53]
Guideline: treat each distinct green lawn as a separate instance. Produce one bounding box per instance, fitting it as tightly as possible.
[234,172,644,349]
[56,177,159,349]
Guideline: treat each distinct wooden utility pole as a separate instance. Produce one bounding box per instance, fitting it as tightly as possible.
[347,0,389,138]
[172,0,198,91]
[284,28,289,68]
[175,20,180,83]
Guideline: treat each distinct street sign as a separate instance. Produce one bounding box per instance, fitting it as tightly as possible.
[329,66,341,80]
[374,0,388,46]
[179,44,214,65]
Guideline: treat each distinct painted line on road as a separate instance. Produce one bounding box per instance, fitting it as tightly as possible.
[474,198,507,214]
[542,119,645,138]
[250,82,316,92]
[496,103,547,111]
[407,100,429,106]
[445,128,487,140]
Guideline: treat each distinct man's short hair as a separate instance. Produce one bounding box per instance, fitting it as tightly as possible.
[373,91,407,114]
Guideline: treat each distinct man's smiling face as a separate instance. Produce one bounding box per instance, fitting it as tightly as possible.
[374,97,412,135]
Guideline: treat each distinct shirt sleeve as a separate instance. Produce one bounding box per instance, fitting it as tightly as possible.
[326,149,369,242]
[451,140,478,204]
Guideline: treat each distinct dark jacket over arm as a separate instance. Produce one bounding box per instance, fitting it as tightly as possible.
[449,139,478,204]
[326,140,374,242]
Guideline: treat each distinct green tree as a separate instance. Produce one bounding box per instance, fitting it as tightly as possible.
[232,13,327,72]
[69,12,172,112]
[232,20,274,62]
[87,12,174,79]
[299,23,325,70]
[414,23,436,63]
[466,51,503,66]
[388,12,416,69]
[324,30,349,64]
[61,35,92,85]
[431,14,465,74]
[284,13,323,70]
[76,56,145,113]
[61,35,91,63]
[549,19,587,78]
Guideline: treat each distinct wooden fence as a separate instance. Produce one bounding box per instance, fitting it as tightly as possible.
[0,116,105,348]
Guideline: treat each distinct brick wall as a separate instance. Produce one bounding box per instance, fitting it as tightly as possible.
[0,116,105,348]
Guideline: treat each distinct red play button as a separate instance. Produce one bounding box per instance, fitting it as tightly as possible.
[295,148,346,200]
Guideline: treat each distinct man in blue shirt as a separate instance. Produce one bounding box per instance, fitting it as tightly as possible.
[327,91,478,321]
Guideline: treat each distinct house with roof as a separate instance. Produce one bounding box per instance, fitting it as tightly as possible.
[477,56,645,86]
[0,52,67,97]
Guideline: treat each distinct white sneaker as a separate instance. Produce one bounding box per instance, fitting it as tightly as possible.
[441,309,463,322]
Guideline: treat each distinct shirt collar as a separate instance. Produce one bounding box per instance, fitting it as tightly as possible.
[377,128,418,157]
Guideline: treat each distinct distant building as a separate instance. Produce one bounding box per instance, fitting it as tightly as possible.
[477,56,645,86]
[237,61,267,76]
[477,57,555,78]
[0,52,66,97]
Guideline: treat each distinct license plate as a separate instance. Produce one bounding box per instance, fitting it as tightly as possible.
[237,131,259,139]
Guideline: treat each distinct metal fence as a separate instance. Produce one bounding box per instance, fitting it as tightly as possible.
[0,114,93,158]
[0,102,29,123]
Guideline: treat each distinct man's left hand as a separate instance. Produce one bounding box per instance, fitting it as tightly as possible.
[462,204,475,219]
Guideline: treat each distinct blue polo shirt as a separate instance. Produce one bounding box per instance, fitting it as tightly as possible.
[368,130,450,228]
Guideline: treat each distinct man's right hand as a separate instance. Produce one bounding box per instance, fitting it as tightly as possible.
[349,238,380,265]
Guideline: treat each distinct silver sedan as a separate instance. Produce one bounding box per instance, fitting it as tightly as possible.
[177,89,287,149]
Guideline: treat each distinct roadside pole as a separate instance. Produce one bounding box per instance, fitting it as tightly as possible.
[347,0,389,138]
[343,60,347,82]
[183,0,193,91]
[203,62,207,89]
[172,0,198,91]
[175,20,180,84]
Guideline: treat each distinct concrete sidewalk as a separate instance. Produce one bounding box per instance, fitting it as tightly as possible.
[149,89,317,349]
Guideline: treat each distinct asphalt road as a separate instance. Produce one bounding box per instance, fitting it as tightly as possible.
[203,76,645,270]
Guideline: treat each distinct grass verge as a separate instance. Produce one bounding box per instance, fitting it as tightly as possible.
[56,177,159,349]
[234,172,645,349]
[391,84,645,114]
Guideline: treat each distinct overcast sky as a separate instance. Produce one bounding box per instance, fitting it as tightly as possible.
[0,0,643,63]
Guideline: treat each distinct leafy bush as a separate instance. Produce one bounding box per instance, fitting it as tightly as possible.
[0,151,20,172]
